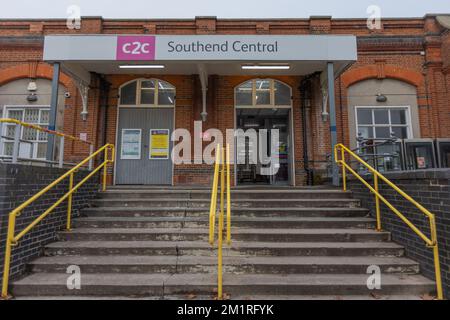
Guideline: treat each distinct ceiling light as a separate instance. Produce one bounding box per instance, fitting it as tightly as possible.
[119,65,165,69]
[242,65,290,70]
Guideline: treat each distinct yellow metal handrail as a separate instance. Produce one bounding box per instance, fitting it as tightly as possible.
[1,143,115,299]
[209,144,231,300]
[0,118,93,145]
[334,143,443,300]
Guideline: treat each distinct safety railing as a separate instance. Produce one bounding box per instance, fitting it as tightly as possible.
[209,144,231,300]
[1,143,115,299]
[0,118,94,168]
[334,143,443,300]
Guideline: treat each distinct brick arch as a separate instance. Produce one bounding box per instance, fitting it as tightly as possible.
[0,63,72,88]
[341,64,424,88]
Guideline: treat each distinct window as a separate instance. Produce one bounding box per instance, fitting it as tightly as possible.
[235,79,291,107]
[356,107,411,140]
[119,79,175,107]
[1,106,50,159]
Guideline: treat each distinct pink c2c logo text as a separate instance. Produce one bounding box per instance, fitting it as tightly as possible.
[116,36,156,61]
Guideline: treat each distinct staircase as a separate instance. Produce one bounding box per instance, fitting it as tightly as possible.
[10,187,435,300]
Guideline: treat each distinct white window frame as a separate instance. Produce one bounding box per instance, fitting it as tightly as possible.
[235,79,292,108]
[119,79,176,108]
[354,106,413,142]
[1,105,50,159]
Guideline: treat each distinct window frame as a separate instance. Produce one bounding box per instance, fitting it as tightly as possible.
[355,106,413,141]
[1,105,50,159]
[119,78,176,108]
[235,79,292,108]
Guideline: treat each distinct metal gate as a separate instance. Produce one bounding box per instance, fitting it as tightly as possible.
[115,108,174,185]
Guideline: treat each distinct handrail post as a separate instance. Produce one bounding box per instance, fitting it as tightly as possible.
[430,216,444,299]
[340,147,347,192]
[59,136,65,168]
[226,144,231,246]
[102,147,108,192]
[66,172,74,231]
[218,146,225,300]
[12,123,21,164]
[89,144,94,171]
[0,120,3,155]
[209,145,221,245]
[1,213,16,299]
[374,174,382,231]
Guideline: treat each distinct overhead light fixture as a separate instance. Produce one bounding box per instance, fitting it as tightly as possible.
[119,65,165,69]
[242,65,290,70]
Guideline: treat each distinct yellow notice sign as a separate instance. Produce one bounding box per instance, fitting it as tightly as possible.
[150,129,170,159]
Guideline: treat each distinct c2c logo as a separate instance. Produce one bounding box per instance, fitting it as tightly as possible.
[116,36,156,61]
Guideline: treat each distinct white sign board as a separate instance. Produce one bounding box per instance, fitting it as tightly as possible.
[121,129,141,160]
[44,35,357,62]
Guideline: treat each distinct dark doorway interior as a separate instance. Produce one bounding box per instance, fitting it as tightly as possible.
[236,108,290,185]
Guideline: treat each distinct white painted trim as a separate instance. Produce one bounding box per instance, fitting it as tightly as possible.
[2,105,50,159]
[118,78,176,108]
[354,106,412,142]
[234,79,293,109]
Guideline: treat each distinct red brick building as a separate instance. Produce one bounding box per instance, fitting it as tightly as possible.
[0,15,449,186]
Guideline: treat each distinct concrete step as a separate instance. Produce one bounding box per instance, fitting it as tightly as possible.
[44,241,405,257]
[99,189,354,200]
[28,255,420,274]
[11,273,435,297]
[81,207,370,218]
[73,217,376,229]
[58,228,391,242]
[90,198,361,208]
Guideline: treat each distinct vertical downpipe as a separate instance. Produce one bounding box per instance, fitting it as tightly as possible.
[327,62,339,186]
[46,63,60,162]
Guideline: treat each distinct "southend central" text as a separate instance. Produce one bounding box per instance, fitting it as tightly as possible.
[167,40,279,53]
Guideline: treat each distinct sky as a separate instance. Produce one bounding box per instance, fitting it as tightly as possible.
[0,0,449,19]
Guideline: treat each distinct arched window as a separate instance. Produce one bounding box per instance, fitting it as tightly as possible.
[235,79,292,107]
[119,79,175,107]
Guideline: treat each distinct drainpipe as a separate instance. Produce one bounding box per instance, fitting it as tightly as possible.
[197,64,208,122]
[46,62,60,162]
[99,76,111,147]
[299,72,321,186]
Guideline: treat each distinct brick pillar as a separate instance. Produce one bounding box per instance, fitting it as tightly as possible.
[195,16,217,34]
[309,16,332,34]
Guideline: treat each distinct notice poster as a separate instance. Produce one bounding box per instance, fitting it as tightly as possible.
[150,129,170,159]
[417,157,426,169]
[121,129,141,159]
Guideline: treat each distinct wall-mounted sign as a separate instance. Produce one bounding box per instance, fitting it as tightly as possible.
[150,129,170,159]
[121,129,141,159]
[116,36,156,61]
[79,132,87,141]
[44,35,357,62]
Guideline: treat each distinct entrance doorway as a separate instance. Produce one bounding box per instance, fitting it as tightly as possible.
[115,79,175,185]
[234,79,295,186]
[236,108,293,185]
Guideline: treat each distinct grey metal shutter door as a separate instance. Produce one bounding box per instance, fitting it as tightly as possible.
[116,108,174,185]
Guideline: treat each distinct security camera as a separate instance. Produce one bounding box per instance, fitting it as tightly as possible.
[64,92,71,98]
